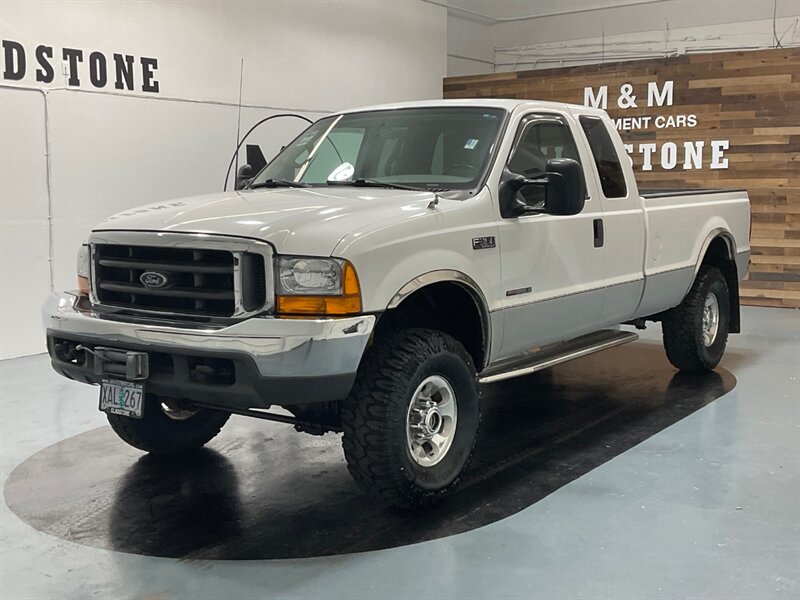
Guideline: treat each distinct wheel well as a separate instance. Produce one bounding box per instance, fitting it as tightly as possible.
[376,282,487,369]
[701,235,741,333]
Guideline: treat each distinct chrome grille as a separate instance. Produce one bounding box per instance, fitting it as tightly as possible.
[93,242,268,318]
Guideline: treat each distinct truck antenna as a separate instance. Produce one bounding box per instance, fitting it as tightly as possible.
[233,58,244,184]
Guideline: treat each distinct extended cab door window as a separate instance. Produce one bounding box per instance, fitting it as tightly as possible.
[507,116,583,208]
[579,116,627,198]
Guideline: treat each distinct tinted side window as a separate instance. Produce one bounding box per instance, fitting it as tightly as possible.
[508,119,581,178]
[579,116,627,198]
[507,117,582,208]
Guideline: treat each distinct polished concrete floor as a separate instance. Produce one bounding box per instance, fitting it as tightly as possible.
[1,306,798,599]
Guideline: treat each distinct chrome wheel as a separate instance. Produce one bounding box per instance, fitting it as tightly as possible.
[406,375,458,467]
[702,292,720,347]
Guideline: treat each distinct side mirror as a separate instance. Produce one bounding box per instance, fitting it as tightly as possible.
[235,164,254,190]
[499,158,585,218]
[543,158,585,216]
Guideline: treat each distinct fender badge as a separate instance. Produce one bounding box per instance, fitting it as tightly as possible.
[506,287,532,297]
[472,236,496,250]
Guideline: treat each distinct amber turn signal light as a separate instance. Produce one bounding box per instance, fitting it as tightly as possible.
[77,276,90,297]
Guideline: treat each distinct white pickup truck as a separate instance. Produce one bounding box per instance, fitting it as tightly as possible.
[44,99,750,508]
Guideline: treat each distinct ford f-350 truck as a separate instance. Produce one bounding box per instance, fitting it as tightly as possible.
[44,99,750,508]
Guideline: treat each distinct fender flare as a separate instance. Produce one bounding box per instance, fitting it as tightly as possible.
[387,270,492,368]
[694,227,736,276]
[693,227,741,333]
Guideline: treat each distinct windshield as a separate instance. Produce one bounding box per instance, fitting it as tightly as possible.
[250,107,506,191]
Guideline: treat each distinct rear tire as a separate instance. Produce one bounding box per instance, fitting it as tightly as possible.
[662,265,730,372]
[341,328,480,509]
[107,395,230,455]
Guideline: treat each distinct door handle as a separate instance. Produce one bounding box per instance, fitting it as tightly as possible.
[593,218,604,248]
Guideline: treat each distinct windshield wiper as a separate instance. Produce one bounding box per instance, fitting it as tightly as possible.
[327,178,448,193]
[328,178,448,208]
[248,178,309,190]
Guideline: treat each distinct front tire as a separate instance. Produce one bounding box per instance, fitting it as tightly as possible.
[341,328,480,508]
[107,395,230,455]
[662,265,730,372]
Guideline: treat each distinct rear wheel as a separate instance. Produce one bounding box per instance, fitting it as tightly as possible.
[107,395,230,454]
[662,265,730,372]
[341,328,480,508]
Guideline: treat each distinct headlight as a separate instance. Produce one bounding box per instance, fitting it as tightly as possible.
[275,256,361,315]
[77,244,91,296]
[277,257,343,296]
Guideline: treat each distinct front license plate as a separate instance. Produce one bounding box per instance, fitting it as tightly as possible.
[100,378,145,419]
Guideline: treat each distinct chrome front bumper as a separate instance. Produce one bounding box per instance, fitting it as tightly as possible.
[43,292,375,407]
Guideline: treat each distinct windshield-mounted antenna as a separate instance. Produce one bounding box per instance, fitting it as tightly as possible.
[233,58,244,184]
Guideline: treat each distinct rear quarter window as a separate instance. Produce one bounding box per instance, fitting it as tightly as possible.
[579,116,627,198]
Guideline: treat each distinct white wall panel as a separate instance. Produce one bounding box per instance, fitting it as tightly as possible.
[46,91,324,292]
[0,223,51,359]
[1,1,445,109]
[0,88,49,220]
[0,0,447,358]
[0,88,51,359]
[447,13,494,76]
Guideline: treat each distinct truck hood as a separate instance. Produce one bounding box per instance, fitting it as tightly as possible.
[94,187,439,256]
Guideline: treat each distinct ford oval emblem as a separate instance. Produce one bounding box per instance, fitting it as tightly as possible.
[140,271,169,288]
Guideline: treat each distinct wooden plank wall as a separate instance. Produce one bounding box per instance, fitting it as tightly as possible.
[444,48,800,308]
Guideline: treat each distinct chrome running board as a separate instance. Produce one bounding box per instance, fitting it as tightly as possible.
[479,329,639,384]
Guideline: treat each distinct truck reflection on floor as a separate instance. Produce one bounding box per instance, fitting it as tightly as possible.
[109,450,242,558]
[4,342,735,560]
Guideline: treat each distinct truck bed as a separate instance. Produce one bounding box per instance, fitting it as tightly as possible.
[632,187,751,319]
